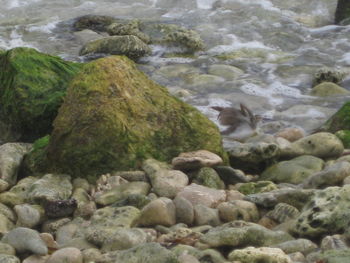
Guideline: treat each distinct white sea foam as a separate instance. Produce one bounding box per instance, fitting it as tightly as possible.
[219,0,280,12]
[5,0,41,9]
[27,19,59,34]
[0,28,34,50]
[196,0,217,9]
[340,53,350,66]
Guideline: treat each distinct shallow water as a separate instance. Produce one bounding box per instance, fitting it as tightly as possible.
[0,0,349,137]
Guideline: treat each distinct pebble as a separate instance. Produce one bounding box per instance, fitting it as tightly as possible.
[46,247,83,263]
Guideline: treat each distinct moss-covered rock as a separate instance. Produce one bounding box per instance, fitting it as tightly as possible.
[311,82,349,97]
[73,15,118,32]
[335,130,350,148]
[107,20,151,44]
[79,35,151,60]
[193,167,225,189]
[237,181,278,195]
[141,23,204,53]
[0,47,82,142]
[313,67,346,86]
[319,102,350,133]
[335,0,350,25]
[27,55,225,180]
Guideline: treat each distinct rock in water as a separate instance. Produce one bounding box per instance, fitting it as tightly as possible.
[26,56,225,180]
[0,47,82,142]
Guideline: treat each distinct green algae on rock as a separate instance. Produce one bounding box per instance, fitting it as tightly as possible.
[79,35,152,60]
[28,55,225,180]
[335,130,350,148]
[319,102,350,133]
[311,82,349,97]
[0,47,82,142]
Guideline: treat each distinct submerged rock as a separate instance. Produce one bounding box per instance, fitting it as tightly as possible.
[228,247,292,263]
[335,0,350,24]
[0,47,82,142]
[311,82,349,97]
[73,15,118,32]
[26,56,225,180]
[79,35,151,60]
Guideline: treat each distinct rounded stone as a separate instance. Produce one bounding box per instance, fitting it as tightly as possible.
[46,247,83,263]
[173,196,194,225]
[14,204,44,228]
[2,227,48,255]
[172,150,223,171]
[138,197,176,227]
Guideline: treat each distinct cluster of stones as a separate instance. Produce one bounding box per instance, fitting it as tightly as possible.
[1,128,350,262]
[73,15,205,60]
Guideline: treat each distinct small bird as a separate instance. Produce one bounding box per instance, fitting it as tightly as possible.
[211,103,261,135]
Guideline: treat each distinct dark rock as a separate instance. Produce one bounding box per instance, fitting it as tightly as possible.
[44,199,77,218]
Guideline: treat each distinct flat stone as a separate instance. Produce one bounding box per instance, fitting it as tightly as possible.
[27,174,72,203]
[172,150,223,171]
[46,247,83,263]
[2,227,48,255]
[228,247,292,263]
[176,183,226,208]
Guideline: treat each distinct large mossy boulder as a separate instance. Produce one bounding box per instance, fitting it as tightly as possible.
[335,0,350,25]
[319,102,350,133]
[26,55,225,180]
[0,47,82,142]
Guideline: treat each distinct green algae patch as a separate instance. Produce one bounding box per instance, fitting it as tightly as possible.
[319,102,350,133]
[29,55,225,180]
[335,130,350,148]
[0,47,82,142]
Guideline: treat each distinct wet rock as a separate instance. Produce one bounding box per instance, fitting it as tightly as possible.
[281,132,344,159]
[107,20,150,43]
[313,249,350,263]
[39,233,59,252]
[99,228,149,252]
[0,48,82,142]
[137,197,176,227]
[193,167,225,189]
[82,248,102,263]
[73,15,118,32]
[41,218,71,236]
[335,0,350,24]
[103,242,178,263]
[172,150,223,171]
[291,185,350,238]
[27,174,72,203]
[218,200,259,223]
[23,255,49,263]
[321,234,348,251]
[73,29,105,45]
[2,227,48,255]
[94,181,150,206]
[198,221,293,248]
[0,242,15,255]
[273,238,317,255]
[173,196,194,225]
[274,127,305,142]
[157,228,201,247]
[89,206,140,230]
[228,247,292,263]
[193,205,221,226]
[14,204,44,228]
[0,214,15,235]
[142,159,188,198]
[261,155,324,184]
[175,183,226,208]
[0,255,20,263]
[27,56,225,179]
[227,141,280,173]
[72,178,90,192]
[335,130,350,148]
[0,143,32,186]
[79,35,151,60]
[214,166,249,185]
[184,73,225,87]
[44,199,77,218]
[311,82,350,97]
[313,67,347,85]
[244,188,315,210]
[302,161,350,189]
[156,64,200,80]
[237,181,278,195]
[172,245,226,263]
[265,203,300,224]
[208,64,244,81]
[112,170,148,182]
[46,247,83,263]
[0,203,16,223]
[111,194,151,210]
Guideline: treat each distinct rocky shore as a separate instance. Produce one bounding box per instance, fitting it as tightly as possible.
[0,4,350,262]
